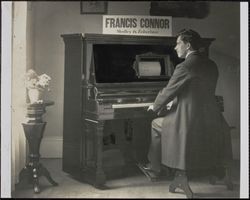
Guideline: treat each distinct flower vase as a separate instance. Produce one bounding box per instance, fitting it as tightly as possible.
[28,88,44,104]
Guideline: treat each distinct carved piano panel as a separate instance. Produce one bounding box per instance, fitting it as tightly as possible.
[61,33,214,187]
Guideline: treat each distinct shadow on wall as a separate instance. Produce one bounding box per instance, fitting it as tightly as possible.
[211,50,240,160]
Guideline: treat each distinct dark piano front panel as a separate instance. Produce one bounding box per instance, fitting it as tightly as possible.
[61,33,214,187]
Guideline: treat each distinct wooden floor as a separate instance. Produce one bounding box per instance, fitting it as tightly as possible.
[12,158,240,198]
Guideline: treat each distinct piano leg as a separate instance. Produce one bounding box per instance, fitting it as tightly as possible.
[94,120,106,188]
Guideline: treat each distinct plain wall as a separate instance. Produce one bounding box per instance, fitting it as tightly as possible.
[31,1,240,159]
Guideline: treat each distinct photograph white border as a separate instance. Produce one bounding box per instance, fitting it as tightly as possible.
[1,1,12,197]
[1,1,249,198]
[240,2,249,198]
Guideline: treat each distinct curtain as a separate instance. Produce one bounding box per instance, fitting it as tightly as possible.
[11,1,34,192]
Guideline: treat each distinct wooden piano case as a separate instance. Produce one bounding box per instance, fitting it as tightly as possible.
[61,33,214,188]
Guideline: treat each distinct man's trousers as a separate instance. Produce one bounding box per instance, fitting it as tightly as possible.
[147,117,164,173]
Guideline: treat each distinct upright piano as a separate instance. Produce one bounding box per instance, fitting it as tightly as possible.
[61,33,214,188]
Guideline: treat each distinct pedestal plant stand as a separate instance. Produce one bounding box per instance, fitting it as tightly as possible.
[19,101,58,193]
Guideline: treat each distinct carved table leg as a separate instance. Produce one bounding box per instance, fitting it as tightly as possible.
[19,166,31,183]
[21,119,58,193]
[38,163,59,186]
[19,161,58,193]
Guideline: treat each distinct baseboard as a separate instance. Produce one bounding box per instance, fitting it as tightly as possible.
[40,136,63,158]
[39,135,240,160]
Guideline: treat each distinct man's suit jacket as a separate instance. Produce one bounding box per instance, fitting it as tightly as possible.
[153,52,233,171]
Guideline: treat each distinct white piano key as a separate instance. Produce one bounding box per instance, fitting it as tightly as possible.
[112,102,153,109]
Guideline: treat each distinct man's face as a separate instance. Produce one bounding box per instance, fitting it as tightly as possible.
[174,36,189,58]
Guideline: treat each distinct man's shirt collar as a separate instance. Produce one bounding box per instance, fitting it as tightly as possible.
[185,50,197,59]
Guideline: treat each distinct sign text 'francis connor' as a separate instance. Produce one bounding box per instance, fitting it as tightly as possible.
[105,17,170,29]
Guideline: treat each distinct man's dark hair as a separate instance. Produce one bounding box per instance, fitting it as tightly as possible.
[176,29,202,50]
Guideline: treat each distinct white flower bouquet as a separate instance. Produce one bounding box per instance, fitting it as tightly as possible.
[25,69,51,92]
[25,69,51,103]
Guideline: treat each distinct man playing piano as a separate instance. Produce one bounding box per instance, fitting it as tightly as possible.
[141,29,233,193]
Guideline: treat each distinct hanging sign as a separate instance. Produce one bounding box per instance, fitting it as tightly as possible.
[103,15,172,36]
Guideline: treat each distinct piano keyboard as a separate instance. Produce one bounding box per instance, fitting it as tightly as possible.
[112,102,153,109]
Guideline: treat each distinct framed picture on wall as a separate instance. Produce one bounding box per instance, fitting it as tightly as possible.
[80,1,108,14]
